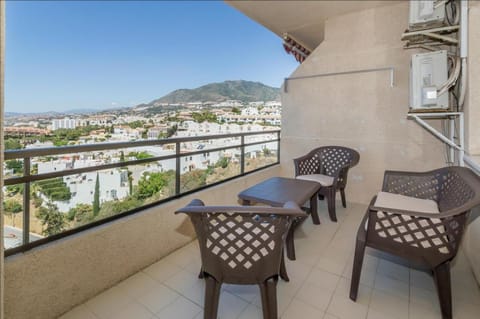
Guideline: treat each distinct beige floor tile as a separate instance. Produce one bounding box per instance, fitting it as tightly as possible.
[306,268,341,291]
[58,305,97,319]
[295,282,335,312]
[316,254,351,276]
[409,284,439,311]
[335,277,372,307]
[366,308,405,319]
[369,289,409,319]
[282,299,325,319]
[453,301,480,319]
[409,301,442,319]
[217,291,250,319]
[163,244,201,269]
[373,273,409,300]
[327,292,368,319]
[222,284,259,303]
[252,282,296,315]
[105,301,154,319]
[376,259,410,283]
[323,313,340,319]
[155,296,202,319]
[85,287,133,319]
[142,259,183,283]
[115,272,159,298]
[409,269,435,291]
[135,282,180,314]
[237,303,263,319]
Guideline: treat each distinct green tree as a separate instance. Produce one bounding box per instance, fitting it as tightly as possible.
[128,170,133,195]
[232,107,241,115]
[4,199,22,227]
[216,157,230,169]
[5,138,22,150]
[120,151,125,162]
[6,184,24,196]
[37,203,66,236]
[93,173,100,216]
[135,172,171,200]
[192,111,217,123]
[67,204,94,224]
[128,120,145,129]
[6,159,24,174]
[166,124,178,138]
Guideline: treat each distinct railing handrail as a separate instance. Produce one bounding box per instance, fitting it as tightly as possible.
[4,129,281,160]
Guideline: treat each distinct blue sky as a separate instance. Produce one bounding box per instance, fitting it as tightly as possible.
[5,1,298,113]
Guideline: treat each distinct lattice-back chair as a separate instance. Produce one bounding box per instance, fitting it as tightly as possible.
[294,146,360,221]
[176,199,305,319]
[349,167,480,319]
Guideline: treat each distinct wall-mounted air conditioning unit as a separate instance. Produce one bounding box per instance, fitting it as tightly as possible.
[409,0,446,30]
[410,50,449,111]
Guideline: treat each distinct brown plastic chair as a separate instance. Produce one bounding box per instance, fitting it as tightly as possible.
[293,146,360,221]
[349,167,480,319]
[176,199,306,319]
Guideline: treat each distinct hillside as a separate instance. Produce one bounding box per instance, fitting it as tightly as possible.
[146,80,280,105]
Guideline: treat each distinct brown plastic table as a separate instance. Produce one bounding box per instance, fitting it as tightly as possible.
[238,177,321,260]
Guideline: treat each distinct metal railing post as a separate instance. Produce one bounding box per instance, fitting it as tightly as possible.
[22,157,31,245]
[240,135,245,174]
[277,131,281,163]
[175,142,181,195]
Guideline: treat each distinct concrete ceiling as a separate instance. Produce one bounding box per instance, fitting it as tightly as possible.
[227,1,401,50]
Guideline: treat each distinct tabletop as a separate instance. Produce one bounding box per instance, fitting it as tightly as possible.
[238,177,321,207]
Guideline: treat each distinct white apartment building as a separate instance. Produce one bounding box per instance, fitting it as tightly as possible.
[51,117,77,130]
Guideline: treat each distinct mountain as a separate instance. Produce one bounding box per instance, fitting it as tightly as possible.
[147,80,280,106]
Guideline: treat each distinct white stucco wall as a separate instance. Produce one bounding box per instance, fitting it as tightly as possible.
[279,2,445,204]
[463,1,480,285]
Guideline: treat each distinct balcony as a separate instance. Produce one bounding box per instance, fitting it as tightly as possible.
[3,1,480,319]
[58,201,480,319]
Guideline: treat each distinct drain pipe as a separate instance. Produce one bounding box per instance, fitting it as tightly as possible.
[458,0,468,108]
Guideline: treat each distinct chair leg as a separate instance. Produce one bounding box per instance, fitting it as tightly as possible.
[204,275,221,319]
[280,250,289,282]
[349,237,366,301]
[327,188,337,222]
[285,226,296,260]
[259,278,278,319]
[340,188,347,208]
[433,262,452,319]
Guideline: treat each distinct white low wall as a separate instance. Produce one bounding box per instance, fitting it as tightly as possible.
[4,166,280,319]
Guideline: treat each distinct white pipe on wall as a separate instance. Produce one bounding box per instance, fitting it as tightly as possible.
[458,0,468,108]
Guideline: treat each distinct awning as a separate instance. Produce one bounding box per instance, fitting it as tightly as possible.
[283,33,312,63]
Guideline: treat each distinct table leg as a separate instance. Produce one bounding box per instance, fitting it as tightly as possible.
[280,250,289,281]
[310,193,320,225]
[286,226,296,260]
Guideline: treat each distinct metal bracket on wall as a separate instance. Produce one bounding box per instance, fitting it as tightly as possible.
[407,112,464,166]
[283,66,395,93]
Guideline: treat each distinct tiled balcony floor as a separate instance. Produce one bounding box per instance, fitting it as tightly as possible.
[59,201,480,319]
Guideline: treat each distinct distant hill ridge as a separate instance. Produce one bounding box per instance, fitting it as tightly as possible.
[146,80,280,106]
